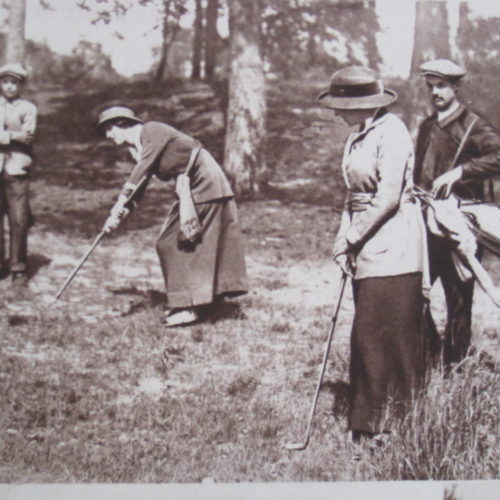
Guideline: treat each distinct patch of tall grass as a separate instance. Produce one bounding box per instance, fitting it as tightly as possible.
[368,351,499,480]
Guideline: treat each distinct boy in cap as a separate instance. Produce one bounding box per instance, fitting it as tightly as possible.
[414,58,500,367]
[0,63,37,285]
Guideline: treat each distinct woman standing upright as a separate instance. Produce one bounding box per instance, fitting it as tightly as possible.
[96,106,248,327]
[319,67,428,440]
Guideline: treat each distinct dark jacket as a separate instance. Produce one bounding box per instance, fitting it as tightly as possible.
[414,105,500,201]
[120,121,234,204]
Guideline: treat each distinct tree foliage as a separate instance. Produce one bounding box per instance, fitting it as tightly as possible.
[24,39,121,86]
[76,0,188,80]
[262,0,380,78]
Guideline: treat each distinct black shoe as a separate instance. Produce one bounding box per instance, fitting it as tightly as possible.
[12,271,28,287]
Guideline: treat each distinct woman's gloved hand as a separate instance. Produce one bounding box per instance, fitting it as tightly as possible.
[103,196,130,233]
[332,236,355,278]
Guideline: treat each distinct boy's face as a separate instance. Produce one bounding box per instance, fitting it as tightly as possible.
[425,75,459,112]
[0,76,22,100]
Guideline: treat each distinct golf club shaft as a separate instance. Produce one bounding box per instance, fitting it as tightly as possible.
[53,175,149,301]
[292,272,348,449]
[54,231,106,300]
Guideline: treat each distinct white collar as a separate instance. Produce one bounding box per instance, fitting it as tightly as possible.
[437,100,460,123]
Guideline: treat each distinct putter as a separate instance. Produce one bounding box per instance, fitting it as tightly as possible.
[53,175,148,302]
[54,230,106,300]
[285,272,348,451]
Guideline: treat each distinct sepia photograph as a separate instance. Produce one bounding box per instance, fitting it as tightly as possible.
[0,0,498,497]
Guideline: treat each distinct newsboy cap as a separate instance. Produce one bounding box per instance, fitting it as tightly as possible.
[420,59,466,81]
[95,106,142,133]
[0,63,28,81]
[318,66,397,110]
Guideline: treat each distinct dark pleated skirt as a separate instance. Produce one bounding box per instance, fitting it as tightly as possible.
[156,198,248,308]
[349,273,425,433]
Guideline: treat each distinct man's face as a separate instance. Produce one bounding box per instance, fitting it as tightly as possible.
[425,75,458,112]
[0,76,22,100]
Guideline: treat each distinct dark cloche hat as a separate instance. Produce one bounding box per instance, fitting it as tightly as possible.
[0,63,28,82]
[419,59,466,81]
[318,66,397,110]
[95,106,142,132]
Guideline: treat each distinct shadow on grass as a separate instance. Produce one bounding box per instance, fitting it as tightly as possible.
[323,379,351,418]
[28,253,52,279]
[108,287,166,317]
[35,188,175,238]
[34,79,225,192]
[206,299,247,324]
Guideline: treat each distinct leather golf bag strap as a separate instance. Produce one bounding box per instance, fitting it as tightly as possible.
[450,116,478,170]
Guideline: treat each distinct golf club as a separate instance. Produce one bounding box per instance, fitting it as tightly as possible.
[54,230,105,300]
[285,271,348,451]
[53,175,148,302]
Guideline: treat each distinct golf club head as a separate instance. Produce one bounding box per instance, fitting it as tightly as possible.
[39,294,60,307]
[284,441,308,451]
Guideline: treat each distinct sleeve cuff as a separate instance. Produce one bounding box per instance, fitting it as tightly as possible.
[345,226,361,247]
[0,131,11,145]
[459,163,472,178]
[121,182,137,198]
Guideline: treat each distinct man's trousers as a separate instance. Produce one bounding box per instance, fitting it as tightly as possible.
[425,232,478,367]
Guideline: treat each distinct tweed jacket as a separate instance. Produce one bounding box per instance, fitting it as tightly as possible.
[414,105,500,201]
[336,111,427,280]
[120,121,233,204]
[0,97,37,175]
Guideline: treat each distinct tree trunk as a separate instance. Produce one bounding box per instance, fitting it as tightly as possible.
[155,3,170,81]
[204,0,218,82]
[446,0,462,64]
[410,0,451,75]
[224,0,266,198]
[6,0,27,63]
[191,0,204,80]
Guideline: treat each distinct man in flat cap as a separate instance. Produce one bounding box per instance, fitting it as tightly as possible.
[414,58,500,367]
[0,63,37,286]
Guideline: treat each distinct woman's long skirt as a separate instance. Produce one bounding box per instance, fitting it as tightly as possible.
[349,272,425,434]
[156,197,248,308]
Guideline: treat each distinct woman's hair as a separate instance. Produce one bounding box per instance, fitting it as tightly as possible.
[98,116,140,136]
[106,117,140,130]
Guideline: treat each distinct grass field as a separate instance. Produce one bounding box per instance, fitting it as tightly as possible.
[0,81,498,482]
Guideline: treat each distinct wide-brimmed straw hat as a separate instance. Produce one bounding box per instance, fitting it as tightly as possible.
[318,66,397,110]
[95,106,142,133]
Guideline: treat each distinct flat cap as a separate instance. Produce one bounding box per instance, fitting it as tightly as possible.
[95,106,142,132]
[0,63,28,81]
[420,59,466,80]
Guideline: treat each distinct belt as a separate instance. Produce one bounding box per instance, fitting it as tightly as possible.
[347,192,374,212]
[347,190,416,212]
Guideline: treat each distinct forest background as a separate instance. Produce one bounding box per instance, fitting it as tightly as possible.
[0,0,498,488]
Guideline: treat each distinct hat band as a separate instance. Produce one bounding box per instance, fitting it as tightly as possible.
[328,80,384,98]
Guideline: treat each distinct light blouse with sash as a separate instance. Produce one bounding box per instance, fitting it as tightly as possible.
[335,111,428,283]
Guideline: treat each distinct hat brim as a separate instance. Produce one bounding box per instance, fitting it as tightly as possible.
[318,89,398,110]
[0,72,26,81]
[421,71,464,81]
[95,116,142,134]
